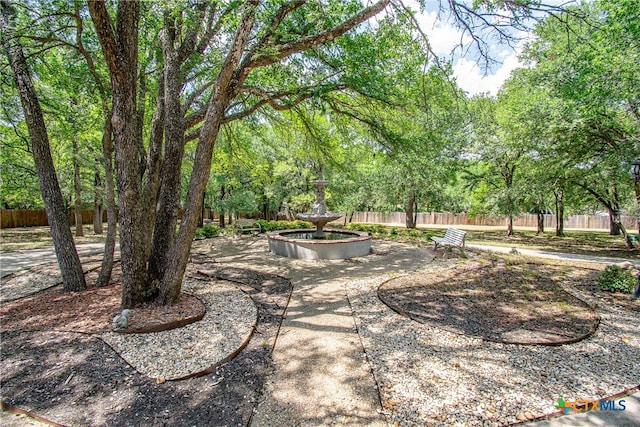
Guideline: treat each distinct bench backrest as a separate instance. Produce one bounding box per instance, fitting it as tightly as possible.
[443,228,466,245]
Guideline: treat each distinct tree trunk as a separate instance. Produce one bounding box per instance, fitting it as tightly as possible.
[73,135,84,237]
[147,27,187,284]
[159,1,260,304]
[635,180,640,236]
[141,70,165,259]
[136,69,147,179]
[609,211,621,235]
[536,209,544,234]
[615,218,634,249]
[607,192,632,248]
[405,196,415,228]
[507,213,514,236]
[111,38,148,307]
[219,184,226,228]
[89,0,148,308]
[93,165,103,234]
[2,2,86,291]
[199,192,205,228]
[96,114,116,288]
[609,185,621,235]
[554,189,565,237]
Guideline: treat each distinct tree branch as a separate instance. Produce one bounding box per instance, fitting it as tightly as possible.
[246,0,389,70]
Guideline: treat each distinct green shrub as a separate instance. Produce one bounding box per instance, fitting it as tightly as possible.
[255,219,312,232]
[597,265,636,293]
[345,222,366,231]
[289,220,313,229]
[407,229,421,237]
[195,224,221,239]
[346,223,376,233]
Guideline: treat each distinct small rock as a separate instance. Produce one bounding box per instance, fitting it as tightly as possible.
[617,261,634,270]
[113,309,131,331]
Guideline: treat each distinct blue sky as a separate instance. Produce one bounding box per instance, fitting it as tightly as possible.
[406,0,573,96]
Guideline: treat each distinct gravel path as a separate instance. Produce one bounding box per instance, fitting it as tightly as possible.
[101,278,257,380]
[199,237,433,426]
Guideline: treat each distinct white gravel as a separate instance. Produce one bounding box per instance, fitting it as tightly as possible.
[100,278,257,381]
[0,259,103,303]
[346,263,640,426]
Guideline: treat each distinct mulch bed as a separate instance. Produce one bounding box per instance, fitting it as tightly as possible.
[378,259,601,345]
[0,258,293,427]
[0,263,205,334]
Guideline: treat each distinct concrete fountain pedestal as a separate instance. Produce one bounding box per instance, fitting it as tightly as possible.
[267,178,371,259]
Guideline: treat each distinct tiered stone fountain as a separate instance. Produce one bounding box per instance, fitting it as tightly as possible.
[267,177,371,259]
[295,179,342,239]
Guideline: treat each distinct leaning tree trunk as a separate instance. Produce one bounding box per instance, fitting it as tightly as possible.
[609,207,634,249]
[159,1,260,304]
[2,2,86,291]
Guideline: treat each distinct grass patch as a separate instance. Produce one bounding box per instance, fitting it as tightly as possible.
[344,223,638,259]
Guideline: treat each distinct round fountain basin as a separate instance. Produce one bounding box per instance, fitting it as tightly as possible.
[267,229,371,260]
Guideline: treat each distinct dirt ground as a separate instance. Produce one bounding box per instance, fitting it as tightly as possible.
[0,263,205,334]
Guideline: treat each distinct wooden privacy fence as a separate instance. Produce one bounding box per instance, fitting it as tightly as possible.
[0,209,107,229]
[2,208,636,231]
[0,208,220,229]
[348,211,637,231]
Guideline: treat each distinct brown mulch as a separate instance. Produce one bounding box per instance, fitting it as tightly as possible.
[0,264,205,334]
[1,258,293,427]
[378,258,602,345]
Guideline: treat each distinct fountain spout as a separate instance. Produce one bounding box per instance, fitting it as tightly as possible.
[296,178,342,238]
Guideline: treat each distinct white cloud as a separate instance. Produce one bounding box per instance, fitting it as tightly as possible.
[408,3,529,96]
[452,49,523,97]
[415,11,472,56]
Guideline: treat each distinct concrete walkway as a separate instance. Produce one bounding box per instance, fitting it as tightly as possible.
[468,243,640,267]
[0,243,117,276]
[193,237,433,426]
